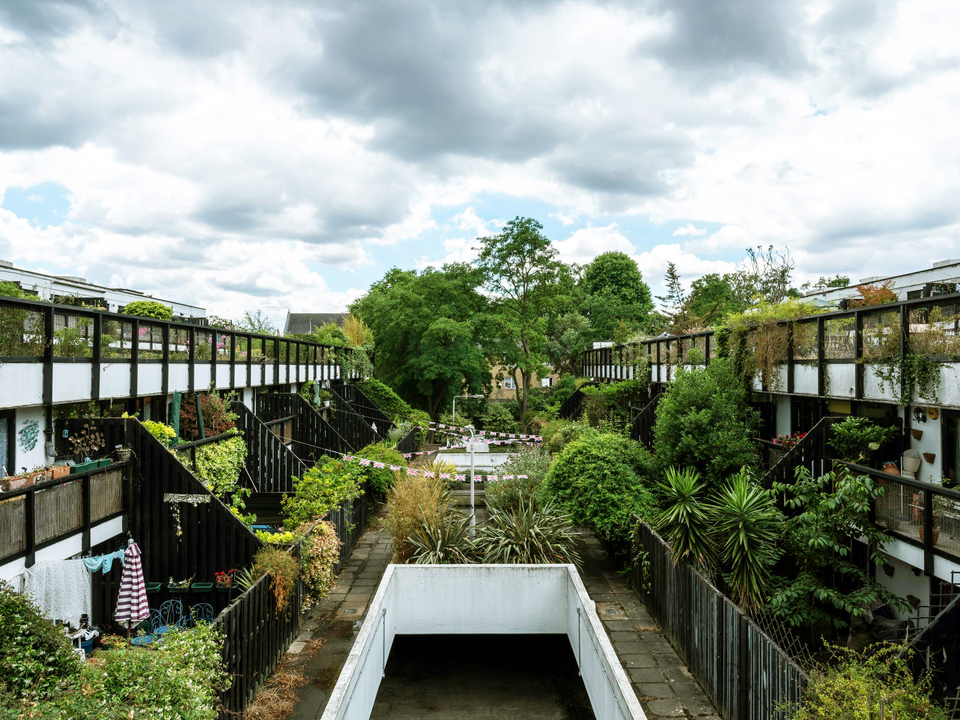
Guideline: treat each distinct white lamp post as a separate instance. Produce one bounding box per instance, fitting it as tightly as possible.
[466,424,477,538]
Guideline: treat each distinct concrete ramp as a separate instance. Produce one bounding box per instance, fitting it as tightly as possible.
[321,564,647,720]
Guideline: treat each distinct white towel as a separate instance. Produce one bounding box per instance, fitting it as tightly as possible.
[21,559,92,627]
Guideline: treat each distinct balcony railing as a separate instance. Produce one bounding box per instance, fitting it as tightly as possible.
[0,461,131,566]
[0,295,362,407]
[582,292,960,407]
[836,460,960,574]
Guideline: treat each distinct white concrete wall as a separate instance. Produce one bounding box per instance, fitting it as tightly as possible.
[322,565,645,720]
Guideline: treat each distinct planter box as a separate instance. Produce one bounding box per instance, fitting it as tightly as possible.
[216,585,235,593]
[51,465,70,480]
[71,460,100,474]
[168,585,190,593]
[145,582,162,594]
[97,458,112,468]
[191,582,214,592]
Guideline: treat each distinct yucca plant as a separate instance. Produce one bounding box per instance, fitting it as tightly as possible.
[477,497,581,567]
[656,466,715,571]
[408,511,475,564]
[713,468,781,611]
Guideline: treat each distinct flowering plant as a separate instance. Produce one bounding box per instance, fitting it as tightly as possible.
[773,432,806,449]
[215,569,235,588]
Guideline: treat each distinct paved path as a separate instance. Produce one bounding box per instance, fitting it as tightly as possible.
[269,524,719,720]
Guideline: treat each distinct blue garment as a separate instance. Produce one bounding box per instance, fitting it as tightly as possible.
[82,548,126,574]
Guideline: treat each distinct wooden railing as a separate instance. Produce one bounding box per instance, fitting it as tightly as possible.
[329,390,384,447]
[395,426,419,454]
[0,461,130,567]
[232,402,307,494]
[629,392,661,447]
[582,292,960,406]
[558,384,592,420]
[257,392,356,463]
[333,383,394,436]
[0,294,349,407]
[631,521,807,719]
[214,483,372,717]
[759,416,843,488]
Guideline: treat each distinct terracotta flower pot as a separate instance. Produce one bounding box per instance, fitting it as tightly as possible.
[910,429,923,441]
[923,452,936,464]
[918,526,941,546]
[51,466,69,480]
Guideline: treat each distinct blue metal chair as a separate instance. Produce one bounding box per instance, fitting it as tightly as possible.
[156,599,184,635]
[130,609,162,646]
[189,603,214,626]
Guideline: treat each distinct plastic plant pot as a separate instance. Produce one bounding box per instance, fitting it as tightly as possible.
[145,582,162,594]
[191,582,214,592]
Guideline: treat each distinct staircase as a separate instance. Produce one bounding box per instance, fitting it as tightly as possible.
[759,416,842,488]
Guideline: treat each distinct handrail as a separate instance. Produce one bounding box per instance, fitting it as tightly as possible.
[171,430,240,452]
[0,293,344,355]
[834,460,960,500]
[759,416,842,487]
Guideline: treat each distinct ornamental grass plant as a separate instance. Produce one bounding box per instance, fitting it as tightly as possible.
[381,471,453,562]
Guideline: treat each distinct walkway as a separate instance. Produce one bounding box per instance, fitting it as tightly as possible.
[265,524,719,720]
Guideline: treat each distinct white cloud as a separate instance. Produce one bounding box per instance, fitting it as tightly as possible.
[553,224,634,265]
[673,223,706,237]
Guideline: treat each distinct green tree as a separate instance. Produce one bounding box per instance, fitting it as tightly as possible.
[656,262,694,333]
[687,273,738,324]
[653,357,760,486]
[800,274,851,292]
[580,251,654,341]
[544,311,591,377]
[351,264,491,417]
[768,467,909,630]
[477,217,571,431]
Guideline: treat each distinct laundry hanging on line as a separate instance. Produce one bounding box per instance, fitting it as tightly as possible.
[82,547,127,574]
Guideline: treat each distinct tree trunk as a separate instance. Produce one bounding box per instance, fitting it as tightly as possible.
[519,370,530,433]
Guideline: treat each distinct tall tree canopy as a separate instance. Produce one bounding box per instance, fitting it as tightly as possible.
[350,264,490,417]
[580,251,654,342]
[476,217,571,429]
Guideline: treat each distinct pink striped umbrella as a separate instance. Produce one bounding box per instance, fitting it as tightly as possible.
[115,541,149,638]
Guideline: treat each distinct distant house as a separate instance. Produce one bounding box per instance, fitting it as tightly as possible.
[803,259,960,306]
[283,312,347,335]
[490,364,559,402]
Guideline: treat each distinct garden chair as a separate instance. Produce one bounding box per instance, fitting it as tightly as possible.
[156,599,184,635]
[130,609,162,646]
[189,603,214,626]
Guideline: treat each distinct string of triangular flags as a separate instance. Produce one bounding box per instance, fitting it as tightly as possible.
[426,421,542,443]
[342,454,527,483]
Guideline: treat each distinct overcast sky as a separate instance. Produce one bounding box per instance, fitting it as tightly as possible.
[1,0,958,322]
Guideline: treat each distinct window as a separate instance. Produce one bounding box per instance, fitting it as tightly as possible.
[541,377,553,388]
[502,377,516,390]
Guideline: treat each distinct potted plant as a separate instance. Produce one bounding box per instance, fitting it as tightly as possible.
[215,569,235,592]
[50,465,69,480]
[167,575,194,593]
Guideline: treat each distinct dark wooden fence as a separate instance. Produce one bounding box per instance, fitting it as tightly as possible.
[759,416,841,488]
[213,483,372,717]
[558,384,592,419]
[232,401,307,494]
[329,389,384,448]
[629,392,660,447]
[333,383,394,436]
[258,392,357,463]
[904,593,960,707]
[395,426,419,455]
[632,521,807,720]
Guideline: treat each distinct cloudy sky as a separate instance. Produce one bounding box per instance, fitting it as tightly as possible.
[1,0,958,322]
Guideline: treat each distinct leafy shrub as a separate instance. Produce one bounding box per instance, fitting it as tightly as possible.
[0,582,82,702]
[0,590,228,719]
[255,529,298,545]
[653,357,760,487]
[544,432,659,545]
[121,300,173,321]
[792,644,946,720]
[0,281,27,299]
[298,380,332,409]
[382,472,452,562]
[355,443,406,503]
[282,457,363,530]
[409,512,475,565]
[143,419,178,446]
[481,402,519,433]
[313,321,350,347]
[541,419,593,454]
[478,498,581,566]
[194,436,252,523]
[357,379,413,423]
[829,416,899,463]
[552,373,578,407]
[178,392,238,440]
[249,547,300,615]
[485,446,553,513]
[300,521,341,601]
[581,378,650,429]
